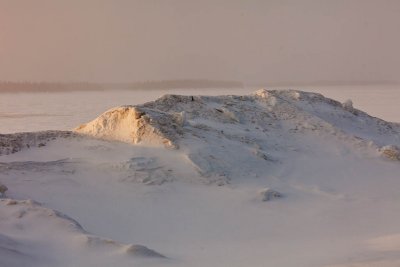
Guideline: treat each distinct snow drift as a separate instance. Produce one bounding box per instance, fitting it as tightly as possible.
[0,198,165,267]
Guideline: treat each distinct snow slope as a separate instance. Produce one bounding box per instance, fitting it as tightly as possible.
[1,89,400,267]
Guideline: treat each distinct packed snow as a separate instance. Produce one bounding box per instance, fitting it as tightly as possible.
[1,89,400,267]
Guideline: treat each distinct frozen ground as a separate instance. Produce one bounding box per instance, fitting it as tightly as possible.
[1,88,400,266]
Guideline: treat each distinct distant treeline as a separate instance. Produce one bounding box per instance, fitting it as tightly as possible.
[0,80,244,92]
[125,80,243,89]
[0,82,103,92]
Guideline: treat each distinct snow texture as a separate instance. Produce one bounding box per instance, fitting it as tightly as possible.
[1,89,400,267]
[0,131,77,155]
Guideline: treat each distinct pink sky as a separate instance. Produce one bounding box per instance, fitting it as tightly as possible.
[1,0,400,83]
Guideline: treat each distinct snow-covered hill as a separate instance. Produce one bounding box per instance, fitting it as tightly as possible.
[75,89,400,184]
[1,89,400,267]
[75,89,400,148]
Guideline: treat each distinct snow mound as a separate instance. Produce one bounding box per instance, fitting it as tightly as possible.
[74,106,182,148]
[70,89,400,182]
[0,198,166,266]
[75,90,400,151]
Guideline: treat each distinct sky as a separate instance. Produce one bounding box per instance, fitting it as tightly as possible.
[1,0,400,84]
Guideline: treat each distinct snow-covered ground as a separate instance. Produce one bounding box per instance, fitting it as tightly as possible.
[1,88,400,266]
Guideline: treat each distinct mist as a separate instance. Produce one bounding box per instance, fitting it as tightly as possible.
[1,0,400,84]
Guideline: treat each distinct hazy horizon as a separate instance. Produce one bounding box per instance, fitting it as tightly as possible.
[1,0,400,84]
